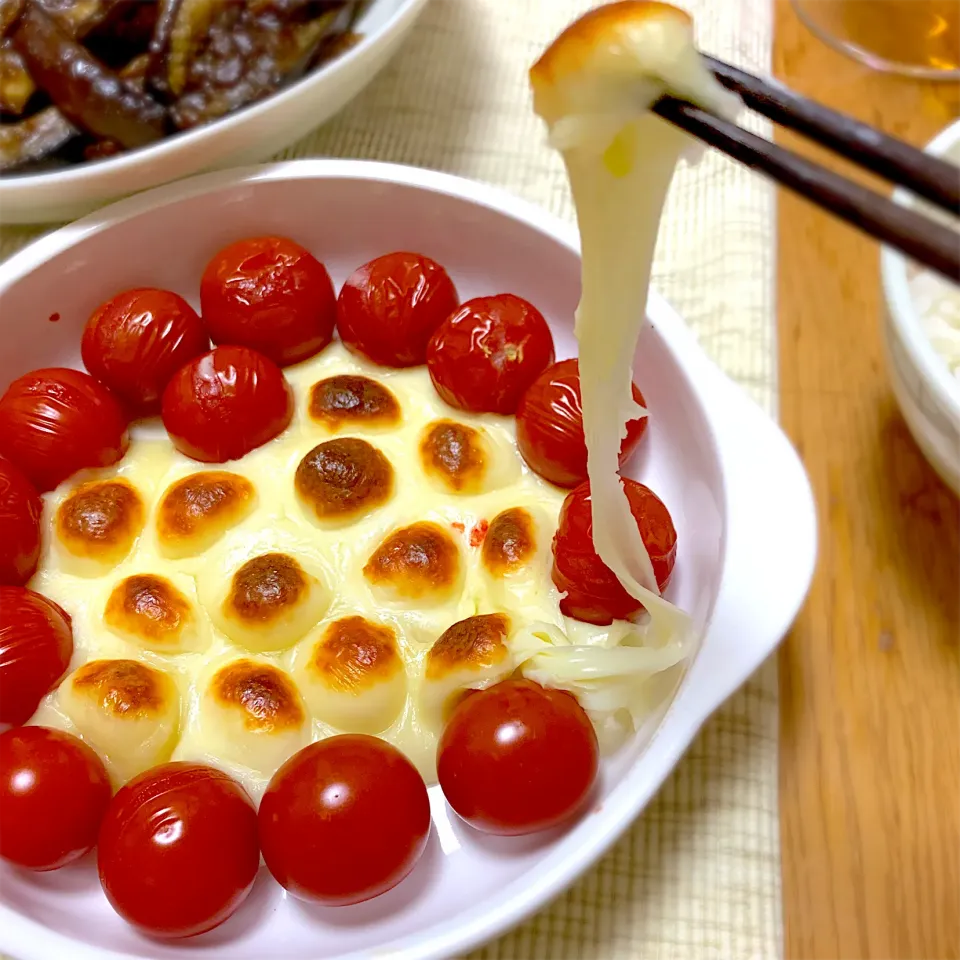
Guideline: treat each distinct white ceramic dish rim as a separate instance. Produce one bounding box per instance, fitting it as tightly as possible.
[880,118,960,423]
[0,160,817,960]
[0,0,426,193]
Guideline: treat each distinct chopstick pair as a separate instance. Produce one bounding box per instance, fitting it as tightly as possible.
[651,56,960,283]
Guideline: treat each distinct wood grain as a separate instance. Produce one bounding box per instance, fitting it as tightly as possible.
[774,3,960,959]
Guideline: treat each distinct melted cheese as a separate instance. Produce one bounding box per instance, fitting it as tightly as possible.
[531,2,737,645]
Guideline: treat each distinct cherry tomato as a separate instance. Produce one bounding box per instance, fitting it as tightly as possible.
[259,735,431,905]
[81,287,208,414]
[0,458,42,585]
[427,294,555,414]
[437,679,598,836]
[516,359,648,487]
[0,587,73,727]
[98,762,260,939]
[161,345,294,462]
[551,479,678,625]
[337,252,459,368]
[0,726,110,870]
[200,236,336,367]
[0,368,129,493]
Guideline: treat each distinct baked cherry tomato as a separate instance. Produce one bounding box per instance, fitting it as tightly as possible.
[0,587,73,727]
[98,762,260,939]
[259,735,431,905]
[81,287,208,414]
[0,458,43,585]
[161,345,294,462]
[0,726,110,870]
[516,359,648,487]
[337,252,459,368]
[200,236,336,367]
[427,294,555,414]
[437,679,598,836]
[551,479,678,625]
[0,368,129,493]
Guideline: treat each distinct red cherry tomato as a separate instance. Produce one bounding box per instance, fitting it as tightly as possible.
[516,359,648,487]
[551,479,678,625]
[0,587,73,727]
[0,726,110,870]
[98,762,260,939]
[0,458,43,585]
[161,345,294,462]
[437,679,598,836]
[0,368,129,493]
[81,287,208,414]
[259,735,431,905]
[427,294,555,414]
[337,252,459,368]
[200,236,336,367]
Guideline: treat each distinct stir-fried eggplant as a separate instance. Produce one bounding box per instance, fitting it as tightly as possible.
[12,2,168,147]
[1,0,362,172]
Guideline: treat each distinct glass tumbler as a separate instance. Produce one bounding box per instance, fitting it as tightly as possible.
[791,0,960,79]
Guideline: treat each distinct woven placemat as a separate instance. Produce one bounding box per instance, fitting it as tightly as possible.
[0,3,780,958]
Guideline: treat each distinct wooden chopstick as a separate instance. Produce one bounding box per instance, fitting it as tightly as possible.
[651,80,960,283]
[703,55,960,214]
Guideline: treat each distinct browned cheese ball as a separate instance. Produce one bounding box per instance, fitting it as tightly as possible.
[295,438,394,525]
[104,574,201,652]
[363,521,461,603]
[481,507,537,576]
[209,659,305,734]
[156,471,257,558]
[425,614,512,681]
[310,616,402,693]
[308,375,401,431]
[419,420,488,494]
[55,479,145,568]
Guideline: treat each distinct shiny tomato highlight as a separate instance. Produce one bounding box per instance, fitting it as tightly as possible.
[0,587,73,726]
[201,236,336,367]
[81,287,208,414]
[337,252,459,367]
[259,735,431,905]
[161,345,294,462]
[0,368,129,492]
[427,294,555,414]
[551,479,678,625]
[98,762,260,939]
[516,359,648,487]
[437,679,598,836]
[0,458,42,585]
[0,726,111,870]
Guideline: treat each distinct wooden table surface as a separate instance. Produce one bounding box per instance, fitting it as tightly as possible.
[773,3,960,958]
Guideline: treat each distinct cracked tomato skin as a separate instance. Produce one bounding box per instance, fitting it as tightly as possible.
[427,294,555,414]
[437,679,599,836]
[81,287,208,414]
[98,762,260,939]
[0,726,111,870]
[259,735,431,906]
[516,359,648,488]
[0,368,129,493]
[0,586,73,727]
[551,479,677,625]
[0,458,43,585]
[161,345,294,463]
[337,252,459,368]
[201,236,336,367]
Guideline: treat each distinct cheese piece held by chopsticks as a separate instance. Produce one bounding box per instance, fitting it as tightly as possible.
[530,2,737,643]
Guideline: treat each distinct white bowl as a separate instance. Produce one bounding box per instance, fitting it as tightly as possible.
[0,0,430,225]
[880,120,960,495]
[0,160,816,960]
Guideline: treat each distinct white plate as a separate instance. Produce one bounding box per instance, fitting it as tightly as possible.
[0,0,431,225]
[0,160,817,960]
